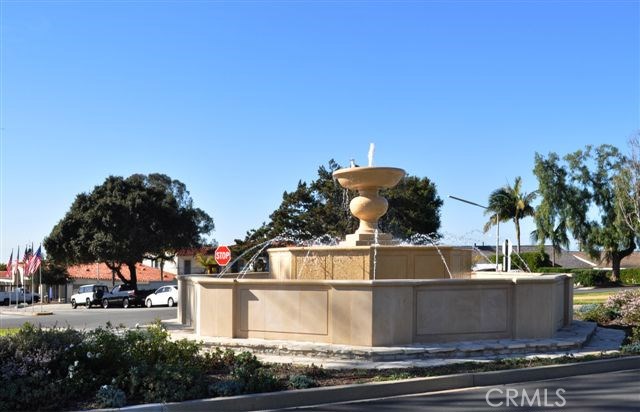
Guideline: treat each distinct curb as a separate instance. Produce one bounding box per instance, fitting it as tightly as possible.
[111,355,640,412]
[1,310,53,316]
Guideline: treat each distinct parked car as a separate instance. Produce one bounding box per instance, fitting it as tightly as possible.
[145,285,178,308]
[101,284,155,308]
[0,288,40,305]
[71,284,109,309]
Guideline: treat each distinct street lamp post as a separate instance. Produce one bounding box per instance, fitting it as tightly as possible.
[448,195,500,272]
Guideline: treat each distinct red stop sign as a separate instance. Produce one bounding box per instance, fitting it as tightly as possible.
[215,245,231,266]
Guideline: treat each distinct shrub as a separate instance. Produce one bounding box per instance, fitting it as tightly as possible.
[0,322,221,410]
[630,326,640,345]
[575,304,615,324]
[621,268,640,285]
[571,270,610,287]
[621,342,640,354]
[209,380,243,397]
[289,374,316,389]
[0,323,85,411]
[300,363,327,378]
[511,251,552,272]
[95,384,126,408]
[231,352,281,394]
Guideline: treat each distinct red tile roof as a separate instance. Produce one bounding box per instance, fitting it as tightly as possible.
[175,247,217,257]
[67,263,174,283]
[0,270,9,279]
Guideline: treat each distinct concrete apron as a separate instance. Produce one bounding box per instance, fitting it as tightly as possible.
[163,320,612,365]
[103,356,640,412]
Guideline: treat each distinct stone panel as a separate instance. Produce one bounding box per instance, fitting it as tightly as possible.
[331,252,368,280]
[372,286,413,345]
[238,287,328,336]
[198,285,234,337]
[415,287,508,335]
[414,254,447,279]
[331,287,373,345]
[374,255,409,279]
[296,254,327,280]
[553,281,565,329]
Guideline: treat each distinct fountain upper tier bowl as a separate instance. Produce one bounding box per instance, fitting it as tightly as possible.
[333,166,406,191]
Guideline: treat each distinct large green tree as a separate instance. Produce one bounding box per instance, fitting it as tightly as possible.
[381,176,443,239]
[533,145,635,281]
[234,160,443,255]
[483,176,537,253]
[44,173,214,289]
[614,134,640,236]
[36,259,70,286]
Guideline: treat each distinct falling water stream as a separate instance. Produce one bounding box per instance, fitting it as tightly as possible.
[372,229,379,280]
[401,233,454,278]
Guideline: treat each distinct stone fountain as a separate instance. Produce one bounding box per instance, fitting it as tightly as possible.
[177,154,573,347]
[268,164,470,280]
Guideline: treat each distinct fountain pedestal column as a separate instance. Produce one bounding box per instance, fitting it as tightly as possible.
[332,166,405,246]
[343,187,394,245]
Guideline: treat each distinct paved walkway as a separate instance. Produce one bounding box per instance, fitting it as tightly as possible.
[163,320,626,369]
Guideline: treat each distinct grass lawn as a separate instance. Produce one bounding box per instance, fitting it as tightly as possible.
[0,328,20,337]
[573,292,614,305]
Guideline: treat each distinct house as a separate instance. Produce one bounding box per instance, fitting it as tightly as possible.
[471,244,640,270]
[49,263,175,303]
[143,246,218,275]
[0,270,10,287]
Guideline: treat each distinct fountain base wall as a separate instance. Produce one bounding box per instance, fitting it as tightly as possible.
[178,274,573,346]
[267,246,472,280]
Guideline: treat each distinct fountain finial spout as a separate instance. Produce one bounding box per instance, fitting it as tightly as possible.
[368,143,375,167]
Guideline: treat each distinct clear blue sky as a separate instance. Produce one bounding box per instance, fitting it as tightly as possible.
[1,0,638,262]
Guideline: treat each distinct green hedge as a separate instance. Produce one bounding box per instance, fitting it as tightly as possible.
[621,268,640,285]
[539,268,639,285]
[488,251,552,272]
[571,270,610,287]
[537,267,571,273]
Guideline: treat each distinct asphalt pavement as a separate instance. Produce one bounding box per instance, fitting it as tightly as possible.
[0,303,176,329]
[290,369,640,412]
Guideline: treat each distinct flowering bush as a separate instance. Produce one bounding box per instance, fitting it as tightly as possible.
[603,290,640,325]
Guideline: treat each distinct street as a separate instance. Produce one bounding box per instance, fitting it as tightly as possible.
[0,303,177,329]
[291,369,640,412]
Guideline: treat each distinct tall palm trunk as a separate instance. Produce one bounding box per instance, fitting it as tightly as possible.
[514,218,521,254]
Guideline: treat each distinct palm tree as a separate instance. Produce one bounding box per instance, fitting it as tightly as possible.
[195,253,218,274]
[483,177,537,253]
[530,211,570,267]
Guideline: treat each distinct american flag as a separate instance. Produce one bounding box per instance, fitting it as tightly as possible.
[26,246,42,276]
[4,250,12,279]
[22,246,32,279]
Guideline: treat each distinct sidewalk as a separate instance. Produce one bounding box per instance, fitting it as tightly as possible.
[0,302,68,316]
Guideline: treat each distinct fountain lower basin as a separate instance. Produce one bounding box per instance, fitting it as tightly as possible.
[178,273,573,346]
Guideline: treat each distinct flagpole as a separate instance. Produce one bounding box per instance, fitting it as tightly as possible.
[15,246,20,310]
[22,244,26,307]
[31,242,34,310]
[39,263,43,313]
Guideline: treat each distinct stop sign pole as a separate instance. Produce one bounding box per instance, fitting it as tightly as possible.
[215,245,231,266]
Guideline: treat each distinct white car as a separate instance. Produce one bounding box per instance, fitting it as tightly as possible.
[71,284,109,309]
[145,285,178,308]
